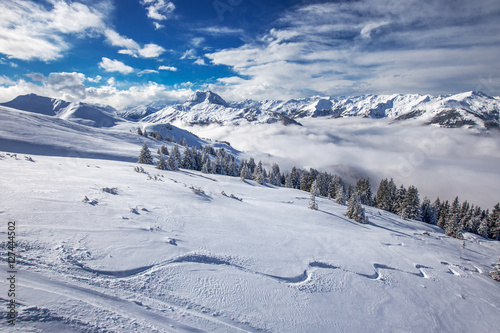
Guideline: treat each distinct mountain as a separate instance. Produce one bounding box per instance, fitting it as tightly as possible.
[0,94,122,127]
[142,91,302,126]
[141,91,500,130]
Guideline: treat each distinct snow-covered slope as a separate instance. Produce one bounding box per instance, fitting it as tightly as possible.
[0,94,122,127]
[141,91,500,130]
[0,151,499,332]
[0,104,232,161]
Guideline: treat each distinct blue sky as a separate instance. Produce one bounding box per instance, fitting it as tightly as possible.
[0,0,499,108]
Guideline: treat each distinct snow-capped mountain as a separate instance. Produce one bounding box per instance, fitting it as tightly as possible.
[0,93,121,127]
[142,91,302,126]
[142,90,500,130]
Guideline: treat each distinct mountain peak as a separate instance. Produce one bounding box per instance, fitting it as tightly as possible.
[186,91,227,106]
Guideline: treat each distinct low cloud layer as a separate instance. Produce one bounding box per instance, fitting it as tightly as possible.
[188,119,500,209]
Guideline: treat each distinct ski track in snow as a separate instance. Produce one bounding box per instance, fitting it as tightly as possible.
[65,253,434,285]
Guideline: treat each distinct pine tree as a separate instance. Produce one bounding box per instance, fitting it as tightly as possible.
[478,210,490,238]
[401,185,421,221]
[346,193,368,223]
[167,153,178,170]
[137,128,143,136]
[421,197,437,224]
[445,213,463,239]
[335,183,346,205]
[355,178,373,206]
[240,164,250,181]
[393,185,407,215]
[156,153,168,170]
[309,180,319,210]
[490,259,500,282]
[160,145,169,155]
[490,203,500,240]
[285,174,292,188]
[437,200,450,230]
[138,143,153,165]
[299,171,309,192]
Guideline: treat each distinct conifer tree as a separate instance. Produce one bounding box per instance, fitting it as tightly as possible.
[490,203,500,240]
[160,145,169,155]
[421,197,437,224]
[490,259,500,282]
[138,143,154,165]
[335,184,346,205]
[156,153,168,170]
[401,185,421,221]
[167,153,178,170]
[299,171,309,192]
[437,200,450,230]
[393,185,407,215]
[478,211,490,238]
[309,180,319,210]
[285,174,292,188]
[346,193,368,223]
[137,128,143,136]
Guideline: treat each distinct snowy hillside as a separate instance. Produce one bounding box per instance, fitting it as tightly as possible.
[1,150,499,332]
[141,90,500,130]
[1,94,122,128]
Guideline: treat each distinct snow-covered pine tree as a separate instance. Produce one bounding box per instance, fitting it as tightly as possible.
[346,193,368,223]
[421,197,437,224]
[393,185,407,215]
[156,153,169,170]
[437,200,450,230]
[299,171,309,192]
[285,174,292,188]
[489,203,500,240]
[137,128,143,136]
[401,185,421,221]
[445,213,463,239]
[478,210,490,238]
[309,180,319,210]
[167,153,178,171]
[172,145,182,164]
[355,178,373,206]
[335,183,346,205]
[160,145,169,155]
[490,259,500,282]
[138,143,154,165]
[240,164,250,181]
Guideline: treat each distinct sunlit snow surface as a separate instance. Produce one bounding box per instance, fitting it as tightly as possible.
[0,102,499,332]
[0,152,499,332]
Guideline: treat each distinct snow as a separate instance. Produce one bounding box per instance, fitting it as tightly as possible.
[0,94,499,332]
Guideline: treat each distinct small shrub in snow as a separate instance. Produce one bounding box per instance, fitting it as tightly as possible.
[25,156,35,162]
[190,186,205,195]
[82,196,98,205]
[134,166,146,173]
[130,207,139,215]
[101,187,118,194]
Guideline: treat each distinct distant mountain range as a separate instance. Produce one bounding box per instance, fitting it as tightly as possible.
[2,90,500,130]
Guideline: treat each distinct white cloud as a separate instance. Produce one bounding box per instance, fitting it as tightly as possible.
[0,0,108,61]
[187,118,500,209]
[194,58,207,66]
[0,72,192,109]
[140,0,175,21]
[98,57,134,74]
[137,69,159,76]
[105,29,166,58]
[180,49,197,60]
[159,65,178,71]
[87,75,102,83]
[205,0,500,100]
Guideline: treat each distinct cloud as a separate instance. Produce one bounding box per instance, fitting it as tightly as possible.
[0,0,108,61]
[186,118,500,209]
[0,72,192,109]
[140,0,175,21]
[137,69,159,76]
[194,58,207,66]
[159,65,178,71]
[98,57,134,74]
[105,29,166,58]
[205,0,500,100]
[46,72,86,100]
[196,26,244,35]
